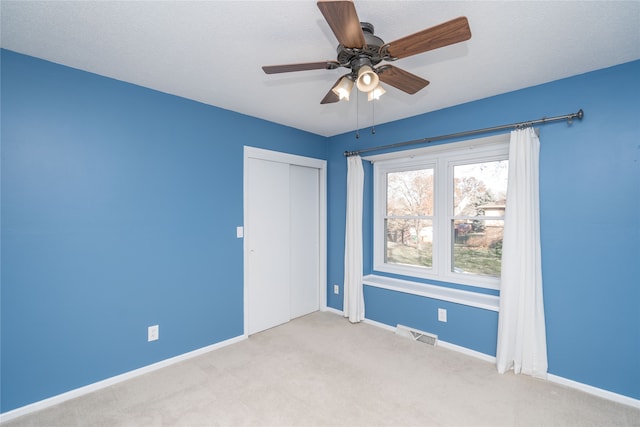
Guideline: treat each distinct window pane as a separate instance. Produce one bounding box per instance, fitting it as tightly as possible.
[385,218,433,268]
[453,161,508,217]
[452,219,503,277]
[387,168,434,216]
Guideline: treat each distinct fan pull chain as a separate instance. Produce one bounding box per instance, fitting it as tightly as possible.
[371,98,376,134]
[355,90,360,139]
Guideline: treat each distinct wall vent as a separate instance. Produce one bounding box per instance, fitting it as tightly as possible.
[396,324,438,346]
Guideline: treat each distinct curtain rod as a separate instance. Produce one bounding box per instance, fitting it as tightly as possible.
[344,109,584,157]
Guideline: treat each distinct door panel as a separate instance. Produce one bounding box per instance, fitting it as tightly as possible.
[289,165,320,319]
[246,158,290,335]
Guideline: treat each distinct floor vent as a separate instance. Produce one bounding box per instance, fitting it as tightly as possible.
[396,324,438,346]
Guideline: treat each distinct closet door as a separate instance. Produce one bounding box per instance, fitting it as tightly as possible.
[245,152,322,336]
[289,165,320,319]
[246,158,291,335]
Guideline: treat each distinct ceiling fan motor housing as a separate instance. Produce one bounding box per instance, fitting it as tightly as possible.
[337,22,385,75]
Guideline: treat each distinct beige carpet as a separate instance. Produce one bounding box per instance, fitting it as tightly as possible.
[4,311,639,426]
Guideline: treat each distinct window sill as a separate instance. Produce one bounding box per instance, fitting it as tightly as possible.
[373,263,501,291]
[362,274,500,312]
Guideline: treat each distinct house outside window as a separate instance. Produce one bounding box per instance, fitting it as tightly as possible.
[373,136,509,290]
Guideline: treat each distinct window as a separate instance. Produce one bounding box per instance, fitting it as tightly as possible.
[385,167,434,268]
[373,136,509,289]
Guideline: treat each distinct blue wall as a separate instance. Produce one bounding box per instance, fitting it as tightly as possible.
[2,49,638,412]
[326,60,640,400]
[0,50,327,412]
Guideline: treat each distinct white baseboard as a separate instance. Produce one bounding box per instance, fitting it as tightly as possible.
[0,334,247,423]
[321,306,344,316]
[363,317,395,331]
[5,312,638,422]
[436,340,496,364]
[547,374,640,409]
[362,317,496,363]
[357,312,640,409]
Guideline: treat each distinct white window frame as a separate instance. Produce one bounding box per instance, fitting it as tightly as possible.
[370,134,509,290]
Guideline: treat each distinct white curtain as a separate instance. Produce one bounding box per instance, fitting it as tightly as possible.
[496,128,548,378]
[343,155,365,323]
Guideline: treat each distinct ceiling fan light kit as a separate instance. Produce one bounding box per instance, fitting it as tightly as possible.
[368,84,386,102]
[355,64,379,93]
[262,0,472,105]
[332,75,355,100]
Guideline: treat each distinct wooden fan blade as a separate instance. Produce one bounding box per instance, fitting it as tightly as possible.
[320,76,343,104]
[384,17,471,59]
[321,89,340,104]
[262,61,339,74]
[377,65,429,94]
[317,0,366,48]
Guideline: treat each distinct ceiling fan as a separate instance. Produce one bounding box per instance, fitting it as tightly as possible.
[262,0,472,104]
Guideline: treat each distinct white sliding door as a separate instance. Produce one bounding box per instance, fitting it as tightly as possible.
[246,158,291,334]
[290,164,320,319]
[244,147,326,336]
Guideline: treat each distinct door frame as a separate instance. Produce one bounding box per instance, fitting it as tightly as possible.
[243,146,327,337]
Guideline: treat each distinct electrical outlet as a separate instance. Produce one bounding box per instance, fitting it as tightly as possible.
[438,308,447,323]
[333,284,339,295]
[148,325,159,342]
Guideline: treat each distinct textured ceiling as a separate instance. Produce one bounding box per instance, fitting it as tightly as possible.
[2,1,639,137]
